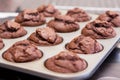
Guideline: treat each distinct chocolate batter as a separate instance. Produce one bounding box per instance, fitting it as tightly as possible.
[66,8,91,22]
[97,11,120,27]
[15,9,46,26]
[81,20,116,39]
[0,21,27,38]
[2,40,43,62]
[0,38,4,50]
[45,51,87,73]
[66,35,103,54]
[47,15,80,32]
[28,27,63,46]
[37,4,61,17]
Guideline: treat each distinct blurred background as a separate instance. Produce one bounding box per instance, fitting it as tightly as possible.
[0,0,120,14]
[0,0,120,80]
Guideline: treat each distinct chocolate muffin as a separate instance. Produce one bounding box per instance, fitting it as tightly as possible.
[15,9,46,26]
[45,51,87,73]
[28,27,63,46]
[81,20,116,39]
[2,40,43,62]
[47,15,80,32]
[0,38,4,50]
[65,35,103,54]
[97,11,120,27]
[0,21,27,39]
[66,8,91,22]
[37,4,61,17]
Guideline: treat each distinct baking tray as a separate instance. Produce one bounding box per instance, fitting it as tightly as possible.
[0,9,120,80]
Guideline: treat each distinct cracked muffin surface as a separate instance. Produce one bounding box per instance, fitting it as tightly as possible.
[45,51,87,73]
[15,9,46,26]
[37,4,61,17]
[65,35,103,54]
[47,15,80,32]
[0,21,27,38]
[66,8,91,22]
[97,11,120,27]
[2,40,43,62]
[81,20,116,39]
[28,27,63,46]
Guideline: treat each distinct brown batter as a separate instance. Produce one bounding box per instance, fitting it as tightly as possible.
[47,15,80,32]
[0,21,27,39]
[2,40,43,62]
[15,9,46,26]
[45,51,87,73]
[28,27,63,46]
[66,35,103,54]
[37,4,61,17]
[97,11,120,27]
[81,20,116,39]
[66,8,91,22]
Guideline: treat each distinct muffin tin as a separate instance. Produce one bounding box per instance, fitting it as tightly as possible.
[0,9,120,80]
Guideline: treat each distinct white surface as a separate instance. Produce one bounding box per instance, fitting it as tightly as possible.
[97,77,120,80]
[56,6,120,12]
[0,10,120,80]
[0,13,18,18]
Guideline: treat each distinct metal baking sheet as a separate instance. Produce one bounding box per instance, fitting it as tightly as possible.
[0,10,120,80]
